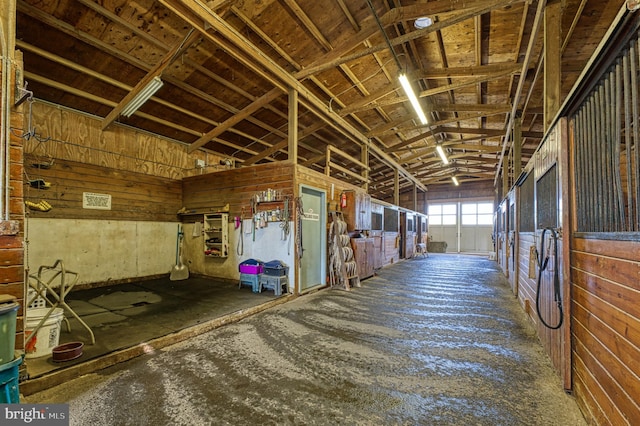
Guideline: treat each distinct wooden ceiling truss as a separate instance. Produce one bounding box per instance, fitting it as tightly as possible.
[14,0,626,199]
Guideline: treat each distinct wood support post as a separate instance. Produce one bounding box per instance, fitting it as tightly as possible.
[361,144,368,192]
[514,115,522,179]
[544,0,562,131]
[394,169,400,206]
[288,88,298,164]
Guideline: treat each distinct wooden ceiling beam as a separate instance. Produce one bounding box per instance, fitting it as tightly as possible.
[231,5,395,173]
[342,69,516,117]
[303,0,506,74]
[158,0,428,191]
[369,108,511,138]
[101,29,199,130]
[20,0,290,145]
[336,0,360,31]
[296,0,524,78]
[433,103,512,113]
[437,127,505,137]
[189,88,283,152]
[282,0,333,51]
[242,121,326,166]
[495,0,546,185]
[18,43,283,156]
[388,134,500,152]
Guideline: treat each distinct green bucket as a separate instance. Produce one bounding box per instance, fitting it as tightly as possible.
[0,356,22,403]
[0,300,19,365]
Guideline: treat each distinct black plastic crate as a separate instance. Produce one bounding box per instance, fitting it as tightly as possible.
[264,260,289,276]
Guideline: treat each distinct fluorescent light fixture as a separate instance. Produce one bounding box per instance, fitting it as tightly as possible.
[452,176,459,186]
[436,144,449,164]
[398,74,428,125]
[414,17,433,29]
[121,76,164,118]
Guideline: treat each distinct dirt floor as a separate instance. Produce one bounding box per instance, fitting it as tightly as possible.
[26,254,586,425]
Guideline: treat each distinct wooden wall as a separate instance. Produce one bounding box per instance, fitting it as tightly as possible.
[516,233,536,316]
[27,101,227,180]
[507,119,570,389]
[571,237,640,424]
[295,164,364,212]
[25,158,182,222]
[295,167,412,267]
[183,161,296,218]
[384,179,496,213]
[424,180,496,203]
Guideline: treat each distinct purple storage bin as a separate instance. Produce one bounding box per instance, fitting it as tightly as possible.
[239,259,264,275]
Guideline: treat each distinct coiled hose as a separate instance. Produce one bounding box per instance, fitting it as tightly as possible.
[535,227,563,329]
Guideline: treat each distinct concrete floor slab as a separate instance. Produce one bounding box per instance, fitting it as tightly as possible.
[25,255,586,425]
[21,276,282,382]
[64,300,108,316]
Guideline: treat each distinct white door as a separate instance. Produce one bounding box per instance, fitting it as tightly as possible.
[429,201,494,254]
[460,202,494,253]
[427,203,458,252]
[299,185,326,293]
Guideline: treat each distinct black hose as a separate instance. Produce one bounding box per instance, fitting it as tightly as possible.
[535,227,564,330]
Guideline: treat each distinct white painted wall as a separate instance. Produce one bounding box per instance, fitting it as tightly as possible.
[26,218,176,285]
[182,218,295,292]
[26,217,296,291]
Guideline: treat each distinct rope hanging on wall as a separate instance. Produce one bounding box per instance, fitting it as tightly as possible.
[295,197,304,262]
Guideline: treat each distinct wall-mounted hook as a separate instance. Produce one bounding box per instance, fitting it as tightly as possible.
[15,79,33,107]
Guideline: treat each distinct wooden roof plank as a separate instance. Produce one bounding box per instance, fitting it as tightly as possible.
[101,29,199,130]
[188,88,283,152]
[296,0,525,78]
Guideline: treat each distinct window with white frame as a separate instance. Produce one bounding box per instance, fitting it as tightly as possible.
[428,203,457,225]
[461,202,494,225]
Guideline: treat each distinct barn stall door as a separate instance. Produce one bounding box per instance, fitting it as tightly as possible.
[531,121,571,390]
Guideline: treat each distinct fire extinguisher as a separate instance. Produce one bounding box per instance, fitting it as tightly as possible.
[340,192,347,209]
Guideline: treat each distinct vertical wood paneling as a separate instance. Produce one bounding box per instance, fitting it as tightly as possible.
[512,119,568,387]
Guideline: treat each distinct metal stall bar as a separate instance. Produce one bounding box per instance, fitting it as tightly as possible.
[595,87,605,232]
[586,96,596,232]
[623,51,634,231]
[629,34,640,231]
[603,77,614,232]
[613,60,628,231]
[578,109,586,232]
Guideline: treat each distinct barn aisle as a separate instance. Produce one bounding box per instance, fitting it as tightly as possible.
[26,255,585,425]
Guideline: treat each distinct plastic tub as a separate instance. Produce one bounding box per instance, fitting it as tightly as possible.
[239,259,264,274]
[25,308,64,359]
[0,356,22,403]
[0,299,19,365]
[264,260,289,277]
[52,342,84,362]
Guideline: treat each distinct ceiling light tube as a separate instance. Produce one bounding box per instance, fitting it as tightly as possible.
[121,76,164,118]
[436,144,449,165]
[398,74,428,125]
[452,176,459,186]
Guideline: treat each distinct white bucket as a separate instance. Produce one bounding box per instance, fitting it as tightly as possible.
[25,308,64,359]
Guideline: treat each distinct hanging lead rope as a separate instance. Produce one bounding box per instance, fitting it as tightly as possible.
[535,227,563,329]
[280,196,292,254]
[236,209,244,256]
[295,197,304,261]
